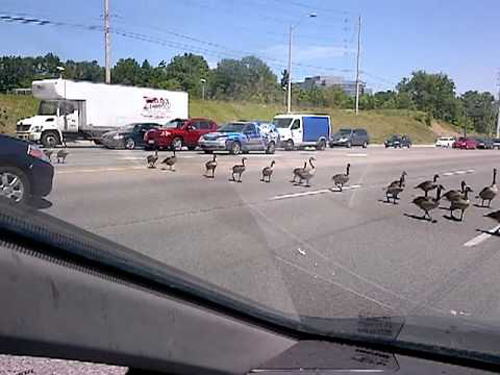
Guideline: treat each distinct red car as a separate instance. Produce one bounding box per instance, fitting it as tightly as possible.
[452,137,479,149]
[144,118,217,150]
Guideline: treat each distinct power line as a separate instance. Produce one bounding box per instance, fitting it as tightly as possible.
[271,0,356,15]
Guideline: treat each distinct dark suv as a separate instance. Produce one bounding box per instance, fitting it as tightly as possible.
[329,128,369,148]
[384,134,412,148]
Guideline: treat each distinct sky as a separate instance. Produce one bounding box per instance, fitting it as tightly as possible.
[0,0,498,94]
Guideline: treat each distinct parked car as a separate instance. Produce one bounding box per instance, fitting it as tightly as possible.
[100,122,162,149]
[0,134,53,205]
[493,138,500,150]
[475,137,494,149]
[452,137,479,149]
[199,121,279,154]
[329,128,369,148]
[435,136,456,148]
[144,118,217,150]
[384,134,412,148]
[272,114,330,150]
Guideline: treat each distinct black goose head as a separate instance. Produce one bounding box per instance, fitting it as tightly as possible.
[270,160,276,167]
[346,163,351,175]
[433,174,439,182]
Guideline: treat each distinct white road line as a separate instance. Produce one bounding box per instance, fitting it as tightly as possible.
[466,169,475,173]
[442,172,454,176]
[270,185,362,201]
[464,225,500,247]
[455,170,467,175]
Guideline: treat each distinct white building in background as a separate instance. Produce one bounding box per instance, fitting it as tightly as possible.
[297,75,368,97]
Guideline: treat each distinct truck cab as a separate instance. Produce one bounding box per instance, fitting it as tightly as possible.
[272,114,330,151]
[17,99,82,147]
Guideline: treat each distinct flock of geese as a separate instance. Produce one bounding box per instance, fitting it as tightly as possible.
[146,150,500,232]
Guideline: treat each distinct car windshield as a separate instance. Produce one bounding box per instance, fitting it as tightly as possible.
[4,1,500,369]
[37,100,58,115]
[272,118,293,128]
[219,123,247,132]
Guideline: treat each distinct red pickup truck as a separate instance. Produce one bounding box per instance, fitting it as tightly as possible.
[144,118,217,150]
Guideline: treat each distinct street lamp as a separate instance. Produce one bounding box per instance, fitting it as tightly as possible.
[56,66,65,79]
[200,78,207,101]
[287,13,317,113]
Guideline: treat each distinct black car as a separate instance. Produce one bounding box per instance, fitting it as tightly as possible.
[329,128,369,148]
[493,138,500,150]
[0,134,54,204]
[384,134,412,148]
[475,137,494,149]
[100,122,162,149]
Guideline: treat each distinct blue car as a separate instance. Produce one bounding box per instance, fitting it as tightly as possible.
[199,121,279,155]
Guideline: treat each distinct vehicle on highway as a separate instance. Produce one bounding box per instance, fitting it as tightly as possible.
[100,122,162,149]
[384,134,412,148]
[199,121,279,154]
[329,128,369,148]
[16,79,188,148]
[435,136,456,148]
[452,137,479,149]
[144,118,217,150]
[272,114,330,150]
[0,134,53,205]
[475,137,494,149]
[493,138,500,149]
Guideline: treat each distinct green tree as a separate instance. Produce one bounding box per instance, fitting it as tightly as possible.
[460,91,497,134]
[165,53,210,98]
[111,58,143,86]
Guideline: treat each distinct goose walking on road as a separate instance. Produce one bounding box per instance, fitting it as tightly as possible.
[146,150,159,168]
[231,157,247,182]
[332,163,351,192]
[385,171,407,204]
[204,154,217,178]
[477,168,497,208]
[291,161,307,183]
[415,174,439,197]
[412,185,445,222]
[56,149,69,164]
[261,160,275,183]
[161,149,177,171]
[484,210,500,235]
[443,181,467,203]
[297,157,316,187]
[449,185,473,221]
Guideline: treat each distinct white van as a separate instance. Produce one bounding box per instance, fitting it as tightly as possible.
[272,114,330,150]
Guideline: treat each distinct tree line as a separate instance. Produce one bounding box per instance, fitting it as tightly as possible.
[0,53,497,134]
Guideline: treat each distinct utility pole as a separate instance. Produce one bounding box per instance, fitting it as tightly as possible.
[287,25,293,114]
[497,69,500,138]
[104,0,111,84]
[354,16,362,115]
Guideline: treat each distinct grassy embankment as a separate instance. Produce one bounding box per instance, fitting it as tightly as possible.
[1,94,459,143]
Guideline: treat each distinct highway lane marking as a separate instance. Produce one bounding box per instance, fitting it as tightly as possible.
[271,184,362,201]
[464,225,500,247]
[442,169,475,177]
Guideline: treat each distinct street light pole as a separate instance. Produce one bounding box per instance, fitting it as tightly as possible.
[286,13,316,114]
[104,0,111,84]
[200,78,206,100]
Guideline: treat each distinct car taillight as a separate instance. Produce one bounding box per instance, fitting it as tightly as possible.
[28,144,50,163]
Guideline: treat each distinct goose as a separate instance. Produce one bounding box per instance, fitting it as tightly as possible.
[443,181,467,202]
[332,163,351,192]
[43,149,54,161]
[261,160,275,183]
[477,168,497,208]
[385,172,406,204]
[449,185,473,221]
[412,184,445,221]
[231,157,247,182]
[291,161,307,183]
[146,150,159,168]
[297,157,316,187]
[161,149,177,171]
[204,154,217,178]
[415,174,439,197]
[56,149,69,164]
[484,210,500,235]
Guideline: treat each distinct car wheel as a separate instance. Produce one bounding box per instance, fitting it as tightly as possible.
[0,166,31,205]
[124,138,136,150]
[188,146,197,151]
[285,139,294,151]
[362,141,368,148]
[316,139,326,151]
[204,150,213,154]
[266,141,276,154]
[172,137,183,151]
[41,131,60,148]
[346,141,352,148]
[230,142,241,155]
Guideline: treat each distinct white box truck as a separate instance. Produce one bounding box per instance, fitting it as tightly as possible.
[16,79,188,147]
[272,114,330,150]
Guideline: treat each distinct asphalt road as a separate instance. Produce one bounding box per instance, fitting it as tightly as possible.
[40,144,500,323]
